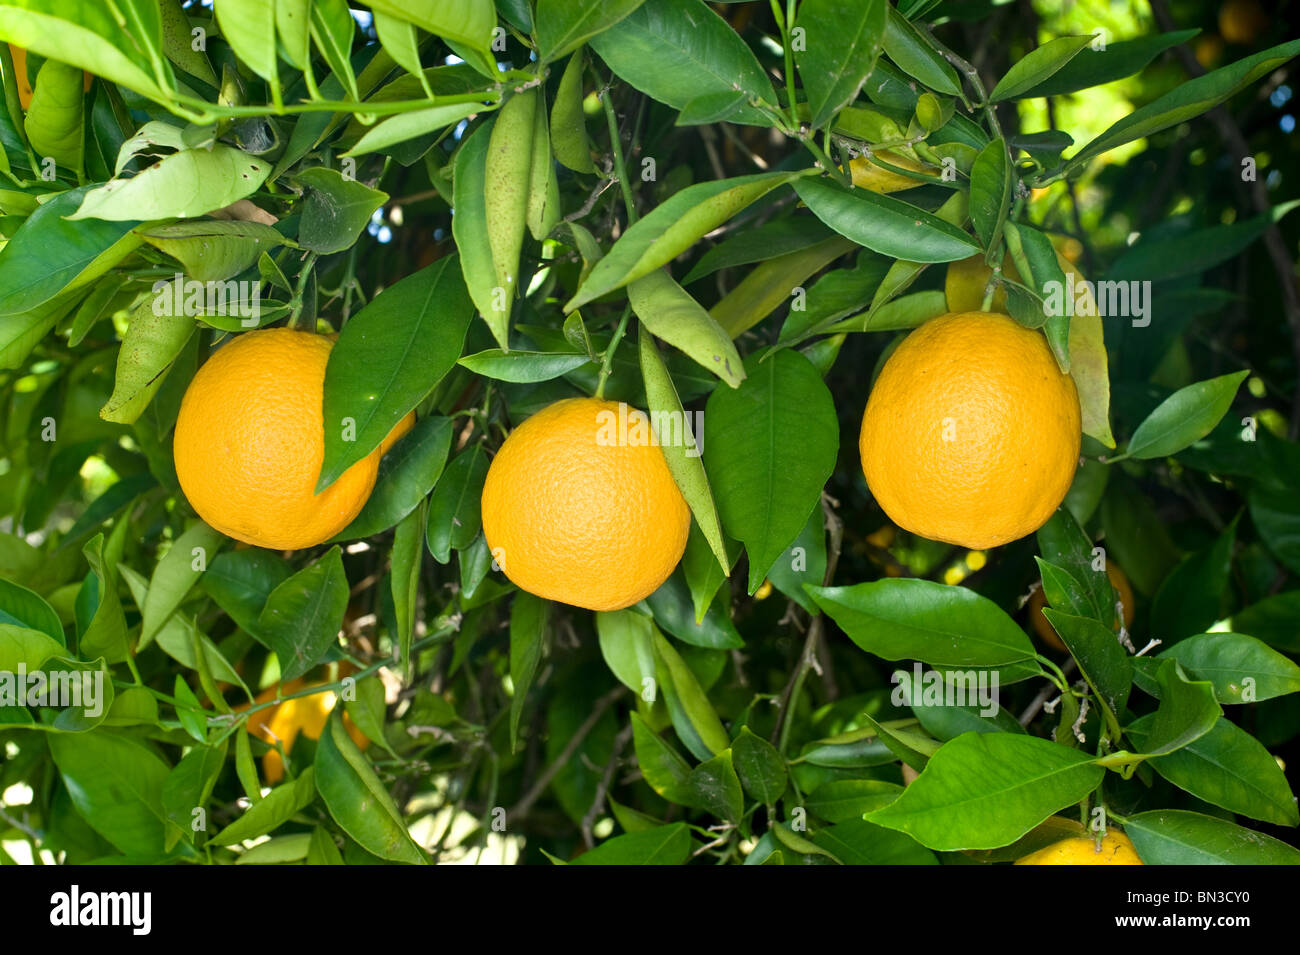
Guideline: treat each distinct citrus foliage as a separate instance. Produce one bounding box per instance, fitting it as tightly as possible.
[0,0,1297,865]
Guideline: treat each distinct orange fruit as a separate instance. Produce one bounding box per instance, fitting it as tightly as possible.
[1028,562,1135,652]
[1015,830,1143,865]
[242,678,370,785]
[859,312,1081,549]
[1219,0,1267,45]
[480,397,690,611]
[174,328,403,550]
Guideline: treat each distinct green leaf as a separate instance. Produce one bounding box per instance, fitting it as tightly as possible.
[70,145,272,221]
[256,547,348,682]
[336,416,454,540]
[0,1,169,100]
[811,818,937,865]
[704,349,838,593]
[202,549,292,637]
[136,221,286,283]
[1231,590,1300,654]
[0,623,64,672]
[458,348,590,382]
[684,217,834,285]
[629,269,744,387]
[795,0,886,129]
[653,627,729,758]
[805,779,904,822]
[639,327,729,572]
[630,711,693,804]
[99,297,195,425]
[1128,715,1298,827]
[1036,508,1119,624]
[536,0,646,64]
[596,608,657,695]
[1067,39,1300,170]
[162,739,227,845]
[1041,608,1132,733]
[989,35,1094,102]
[589,0,776,126]
[880,7,961,95]
[1157,632,1300,703]
[451,122,508,349]
[808,578,1035,668]
[646,567,743,649]
[25,58,84,175]
[764,505,828,613]
[1150,516,1238,640]
[315,710,428,863]
[968,138,1011,250]
[509,592,549,752]
[363,0,496,50]
[140,520,224,650]
[792,177,981,263]
[0,185,141,316]
[1015,31,1200,98]
[1125,371,1249,459]
[732,726,787,804]
[572,823,692,864]
[79,533,129,663]
[160,0,217,85]
[49,730,170,857]
[1250,485,1300,576]
[567,170,807,312]
[1123,810,1300,865]
[318,255,474,490]
[712,236,858,338]
[550,47,595,174]
[295,166,388,254]
[866,732,1104,851]
[214,0,277,83]
[1136,659,1222,758]
[895,665,1025,740]
[307,826,346,864]
[0,579,63,645]
[345,100,483,158]
[424,445,489,563]
[686,748,743,822]
[1108,203,1300,283]
[309,0,358,102]
[211,768,317,845]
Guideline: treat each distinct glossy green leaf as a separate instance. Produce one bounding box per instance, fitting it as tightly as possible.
[1231,590,1300,654]
[509,592,548,752]
[795,0,886,129]
[1155,632,1300,704]
[24,58,84,174]
[1135,659,1221,758]
[684,217,834,285]
[424,445,489,563]
[686,748,743,822]
[256,547,348,682]
[1017,31,1199,98]
[295,166,388,254]
[1125,371,1249,459]
[630,710,693,804]
[704,349,838,593]
[452,122,508,348]
[589,0,776,125]
[808,578,1035,668]
[214,0,277,82]
[458,348,590,382]
[136,221,286,282]
[318,255,474,490]
[572,823,691,864]
[49,730,170,857]
[309,0,358,101]
[0,579,63,645]
[1124,810,1300,865]
[70,145,272,221]
[867,732,1104,851]
[653,627,729,758]
[315,710,428,863]
[99,297,195,425]
[881,7,960,95]
[550,47,595,173]
[345,100,483,157]
[811,818,937,865]
[336,416,453,540]
[989,35,1094,102]
[805,779,904,822]
[211,768,317,845]
[140,520,224,650]
[363,0,496,50]
[629,269,744,386]
[793,177,980,263]
[732,726,787,804]
[536,0,646,64]
[567,170,808,311]
[968,138,1010,250]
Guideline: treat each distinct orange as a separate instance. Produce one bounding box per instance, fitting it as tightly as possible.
[173,328,402,550]
[1028,562,1135,652]
[1015,831,1143,865]
[1219,0,1267,45]
[480,397,690,611]
[242,678,370,784]
[859,312,1081,549]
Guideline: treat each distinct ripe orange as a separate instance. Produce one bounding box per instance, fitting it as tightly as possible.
[859,312,1081,549]
[173,328,402,550]
[480,397,690,611]
[1015,830,1143,865]
[242,678,370,784]
[1028,562,1135,652]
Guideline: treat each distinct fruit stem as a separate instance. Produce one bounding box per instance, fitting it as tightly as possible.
[594,305,632,399]
[601,84,639,226]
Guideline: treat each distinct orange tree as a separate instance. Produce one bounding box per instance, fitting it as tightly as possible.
[0,0,1297,866]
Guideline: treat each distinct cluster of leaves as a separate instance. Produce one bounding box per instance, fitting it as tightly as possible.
[0,0,1298,865]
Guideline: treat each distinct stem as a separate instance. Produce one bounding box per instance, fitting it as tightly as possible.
[288,251,319,330]
[594,305,632,400]
[601,86,639,225]
[770,0,799,127]
[169,89,500,122]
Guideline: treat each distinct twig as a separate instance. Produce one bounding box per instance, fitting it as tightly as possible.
[508,686,625,820]
[580,722,634,848]
[1019,657,1078,726]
